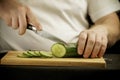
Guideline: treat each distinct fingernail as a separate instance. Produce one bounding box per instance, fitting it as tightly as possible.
[37,26,42,31]
[19,32,24,35]
[19,29,25,35]
[78,50,83,55]
[83,55,88,58]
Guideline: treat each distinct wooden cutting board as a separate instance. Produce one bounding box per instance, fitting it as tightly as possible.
[0,51,106,68]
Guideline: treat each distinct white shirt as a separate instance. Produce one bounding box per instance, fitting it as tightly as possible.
[0,0,120,51]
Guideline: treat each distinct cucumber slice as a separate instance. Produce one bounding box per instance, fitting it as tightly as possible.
[17,52,33,58]
[17,53,31,58]
[51,43,66,58]
[40,51,53,58]
[23,52,33,57]
[27,51,40,57]
[34,51,41,56]
[51,43,78,58]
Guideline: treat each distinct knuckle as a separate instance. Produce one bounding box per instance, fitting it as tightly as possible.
[25,6,31,12]
[101,43,107,50]
[88,39,94,45]
[80,31,86,35]
[79,36,86,41]
[101,44,107,51]
[7,22,12,26]
[18,6,26,12]
[6,19,12,26]
[88,30,95,34]
[96,40,101,46]
[79,31,87,40]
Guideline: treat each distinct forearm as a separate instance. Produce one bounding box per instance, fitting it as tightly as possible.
[0,0,19,12]
[92,12,120,47]
[0,0,16,4]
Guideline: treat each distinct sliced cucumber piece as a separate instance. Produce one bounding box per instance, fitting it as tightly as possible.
[27,51,40,57]
[34,51,41,56]
[40,51,53,58]
[51,43,66,58]
[17,52,33,58]
[23,52,33,57]
[17,53,31,58]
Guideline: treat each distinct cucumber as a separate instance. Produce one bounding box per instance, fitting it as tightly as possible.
[17,43,79,58]
[27,51,38,57]
[40,51,53,58]
[51,43,79,58]
[23,51,33,57]
[34,51,41,56]
[17,53,31,58]
[18,50,53,58]
[17,52,33,58]
[17,51,41,58]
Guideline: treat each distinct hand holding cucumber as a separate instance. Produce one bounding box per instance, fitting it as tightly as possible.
[78,27,108,58]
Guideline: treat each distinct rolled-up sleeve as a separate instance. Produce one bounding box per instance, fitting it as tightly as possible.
[88,0,120,22]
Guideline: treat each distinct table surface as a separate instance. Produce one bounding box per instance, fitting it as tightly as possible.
[0,51,120,80]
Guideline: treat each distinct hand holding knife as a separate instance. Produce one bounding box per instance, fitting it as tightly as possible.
[27,24,37,33]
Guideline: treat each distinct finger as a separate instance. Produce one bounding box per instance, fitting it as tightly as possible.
[18,12,27,35]
[98,36,108,57]
[26,7,42,30]
[78,31,87,55]
[91,34,102,58]
[83,31,95,58]
[11,15,19,29]
[3,15,12,27]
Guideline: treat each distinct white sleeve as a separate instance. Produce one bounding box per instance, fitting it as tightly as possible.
[88,0,120,22]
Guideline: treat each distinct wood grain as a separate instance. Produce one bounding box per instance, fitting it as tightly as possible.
[0,51,106,68]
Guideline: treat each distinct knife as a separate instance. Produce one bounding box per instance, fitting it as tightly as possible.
[27,24,65,43]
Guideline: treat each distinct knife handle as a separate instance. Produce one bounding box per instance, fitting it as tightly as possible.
[27,24,37,33]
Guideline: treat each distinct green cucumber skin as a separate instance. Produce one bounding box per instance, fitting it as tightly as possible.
[63,43,79,57]
[64,47,78,57]
[52,43,79,58]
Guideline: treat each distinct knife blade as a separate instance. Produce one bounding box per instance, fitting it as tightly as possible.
[27,24,65,43]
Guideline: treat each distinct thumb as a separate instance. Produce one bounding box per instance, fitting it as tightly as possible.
[26,7,42,30]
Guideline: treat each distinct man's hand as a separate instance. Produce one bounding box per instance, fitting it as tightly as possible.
[77,13,120,58]
[0,0,42,35]
[78,27,108,58]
